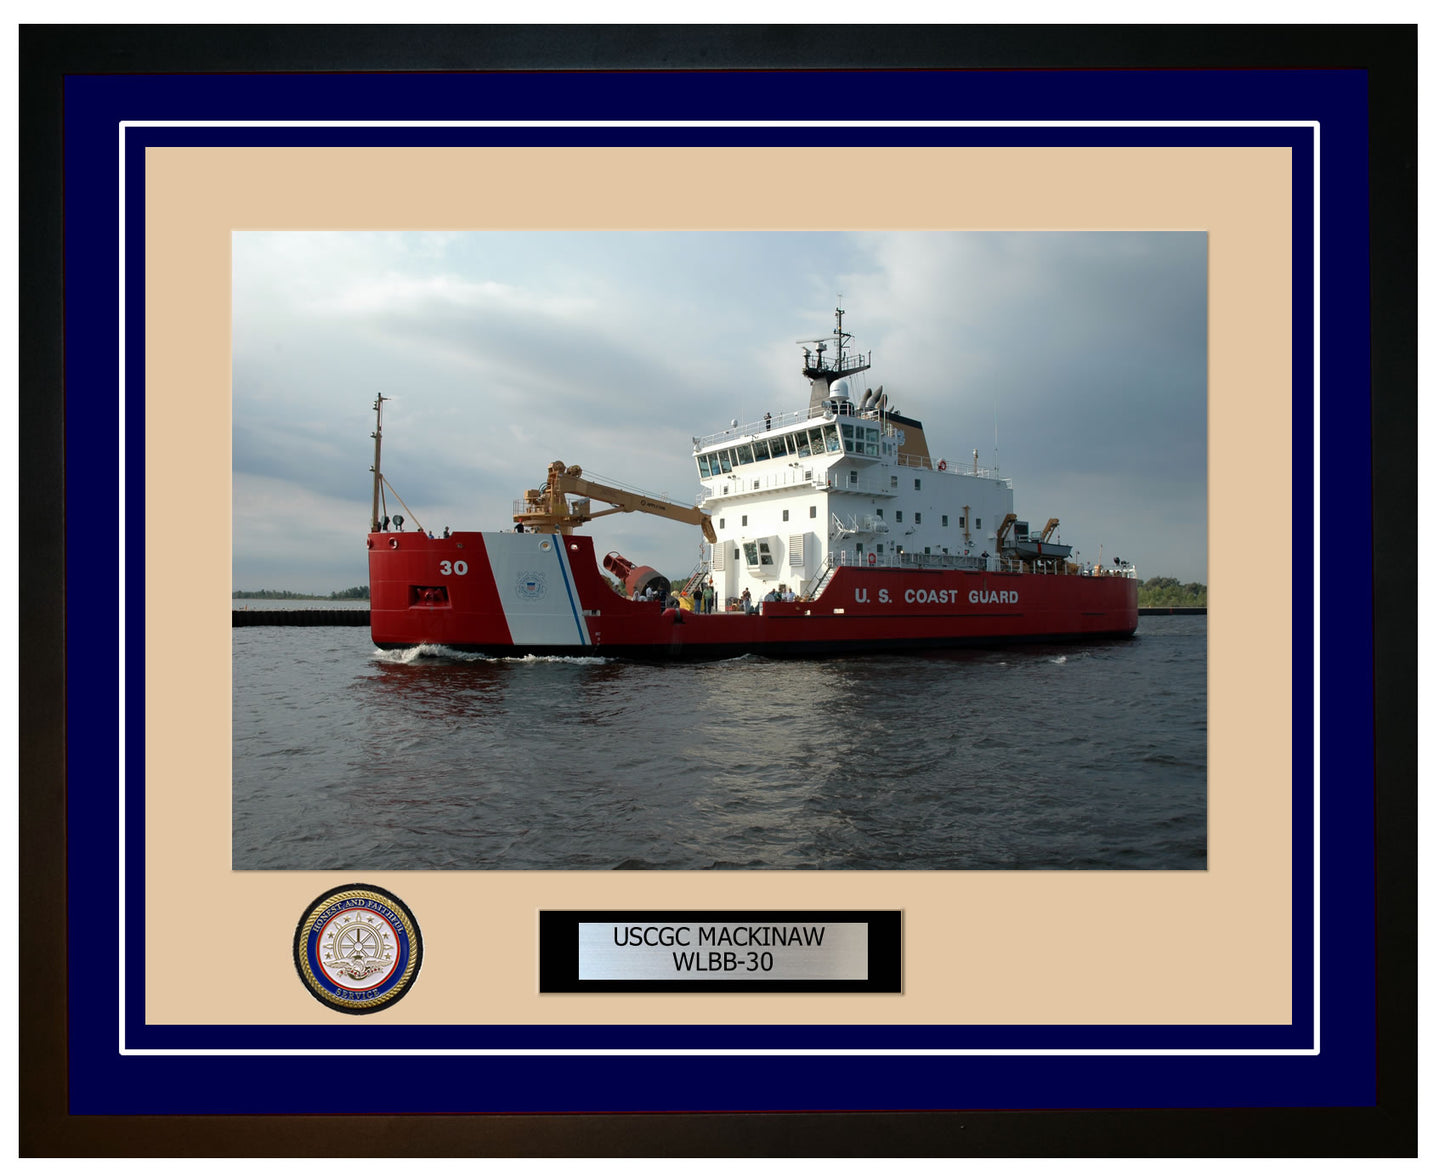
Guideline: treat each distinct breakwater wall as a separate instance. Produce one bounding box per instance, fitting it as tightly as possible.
[233,609,370,627]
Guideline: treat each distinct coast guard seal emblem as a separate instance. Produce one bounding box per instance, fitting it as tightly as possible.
[293,884,422,1015]
[515,570,548,601]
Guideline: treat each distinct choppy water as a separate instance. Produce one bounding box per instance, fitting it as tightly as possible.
[232,615,1206,870]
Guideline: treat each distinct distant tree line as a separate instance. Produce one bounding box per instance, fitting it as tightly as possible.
[1137,576,1206,607]
[232,586,370,600]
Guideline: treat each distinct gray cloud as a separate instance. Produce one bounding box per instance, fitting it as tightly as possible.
[233,231,1207,593]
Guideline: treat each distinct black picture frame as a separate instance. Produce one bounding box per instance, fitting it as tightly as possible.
[19,23,1416,1157]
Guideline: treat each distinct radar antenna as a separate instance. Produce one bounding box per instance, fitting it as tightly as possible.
[801,301,870,413]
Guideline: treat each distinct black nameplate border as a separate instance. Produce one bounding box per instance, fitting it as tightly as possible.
[540,909,901,993]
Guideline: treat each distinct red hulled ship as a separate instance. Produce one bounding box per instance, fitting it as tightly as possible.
[367,309,1137,658]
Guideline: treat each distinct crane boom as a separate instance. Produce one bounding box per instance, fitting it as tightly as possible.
[515,461,717,543]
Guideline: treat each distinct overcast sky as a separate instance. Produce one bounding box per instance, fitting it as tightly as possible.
[232,231,1207,593]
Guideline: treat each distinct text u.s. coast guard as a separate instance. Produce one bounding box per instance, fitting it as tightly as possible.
[852,587,1021,604]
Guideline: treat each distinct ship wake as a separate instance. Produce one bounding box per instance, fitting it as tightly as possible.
[370,644,457,664]
[371,645,613,666]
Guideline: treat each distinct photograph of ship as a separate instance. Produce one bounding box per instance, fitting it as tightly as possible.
[233,231,1206,871]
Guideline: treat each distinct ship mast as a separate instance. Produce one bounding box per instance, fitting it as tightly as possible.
[801,301,870,413]
[370,395,388,530]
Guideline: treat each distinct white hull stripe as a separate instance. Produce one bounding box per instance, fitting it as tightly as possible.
[481,533,592,647]
[549,535,589,645]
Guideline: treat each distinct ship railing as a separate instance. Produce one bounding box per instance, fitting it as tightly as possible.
[696,466,922,505]
[1079,562,1138,579]
[893,452,1012,484]
[840,551,1103,576]
[822,549,994,572]
[821,472,898,496]
[678,560,714,604]
[899,550,1001,572]
[695,466,818,505]
[695,409,811,449]
[802,562,837,600]
[695,401,897,451]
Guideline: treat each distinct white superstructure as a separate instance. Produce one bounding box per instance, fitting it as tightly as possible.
[691,308,1020,606]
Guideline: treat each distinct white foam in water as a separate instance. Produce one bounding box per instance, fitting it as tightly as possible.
[370,644,451,664]
[370,646,612,666]
[508,653,613,666]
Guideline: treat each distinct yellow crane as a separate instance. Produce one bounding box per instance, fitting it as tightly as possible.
[514,461,718,544]
[993,512,1017,555]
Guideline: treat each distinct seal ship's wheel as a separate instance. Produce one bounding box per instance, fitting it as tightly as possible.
[333,922,385,962]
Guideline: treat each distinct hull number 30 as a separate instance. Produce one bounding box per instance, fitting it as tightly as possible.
[439,560,469,576]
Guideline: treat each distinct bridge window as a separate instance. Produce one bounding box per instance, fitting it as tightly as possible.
[697,456,710,477]
[824,428,841,453]
[719,451,732,473]
[807,427,826,456]
[753,440,771,462]
[743,540,775,568]
[735,445,753,465]
[785,433,798,455]
[708,454,722,476]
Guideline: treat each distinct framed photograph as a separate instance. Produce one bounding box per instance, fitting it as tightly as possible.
[20,24,1415,1157]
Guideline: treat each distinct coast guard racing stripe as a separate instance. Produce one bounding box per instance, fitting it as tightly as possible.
[481,533,591,648]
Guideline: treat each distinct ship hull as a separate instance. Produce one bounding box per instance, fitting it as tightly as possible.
[368,530,1138,660]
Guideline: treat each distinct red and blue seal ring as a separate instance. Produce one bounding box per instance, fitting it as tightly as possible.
[293,883,422,1014]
